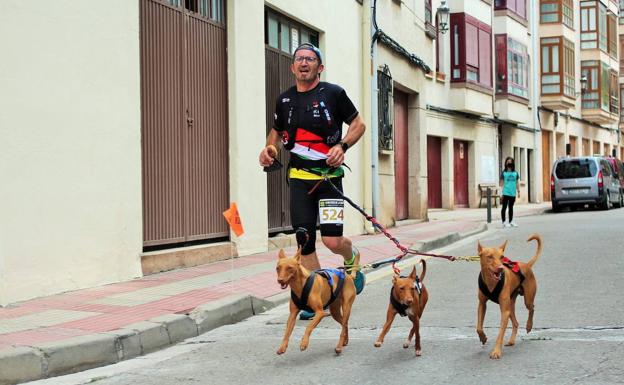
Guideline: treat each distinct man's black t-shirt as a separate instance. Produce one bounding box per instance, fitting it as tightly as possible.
[273,82,358,177]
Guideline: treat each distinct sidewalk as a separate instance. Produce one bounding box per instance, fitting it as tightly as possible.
[0,203,549,384]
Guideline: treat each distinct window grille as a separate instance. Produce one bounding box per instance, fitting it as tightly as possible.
[378,65,394,152]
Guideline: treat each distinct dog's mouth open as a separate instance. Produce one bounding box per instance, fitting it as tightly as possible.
[489,269,502,281]
[277,280,289,290]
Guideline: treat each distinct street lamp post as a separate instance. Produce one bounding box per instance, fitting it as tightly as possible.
[577,74,588,98]
[436,1,450,34]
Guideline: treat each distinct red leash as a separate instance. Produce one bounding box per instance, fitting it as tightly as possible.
[322,176,457,274]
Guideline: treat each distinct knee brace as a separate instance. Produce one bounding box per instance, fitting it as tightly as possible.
[295,225,316,255]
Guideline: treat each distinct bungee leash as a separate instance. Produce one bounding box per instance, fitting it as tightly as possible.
[319,175,479,273]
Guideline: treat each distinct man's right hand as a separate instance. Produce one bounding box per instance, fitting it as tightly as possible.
[259,145,278,167]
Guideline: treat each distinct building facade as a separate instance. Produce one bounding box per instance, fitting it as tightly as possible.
[537,0,622,202]
[2,0,624,306]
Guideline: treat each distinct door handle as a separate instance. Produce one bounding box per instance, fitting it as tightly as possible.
[186,109,194,127]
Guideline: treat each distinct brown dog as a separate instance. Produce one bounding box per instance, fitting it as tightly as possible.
[275,248,356,355]
[374,260,428,356]
[476,234,542,359]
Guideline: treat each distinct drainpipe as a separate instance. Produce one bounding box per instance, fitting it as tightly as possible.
[530,0,542,203]
[371,0,380,218]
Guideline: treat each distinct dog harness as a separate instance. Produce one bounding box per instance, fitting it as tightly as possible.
[389,276,422,317]
[478,257,525,304]
[291,268,346,314]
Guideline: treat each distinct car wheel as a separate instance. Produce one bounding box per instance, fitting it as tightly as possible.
[601,193,611,210]
[618,190,624,208]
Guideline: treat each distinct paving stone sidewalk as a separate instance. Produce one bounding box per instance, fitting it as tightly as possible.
[0,203,549,384]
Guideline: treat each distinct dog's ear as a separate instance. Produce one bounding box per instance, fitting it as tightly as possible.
[477,240,483,253]
[409,266,417,280]
[294,247,302,263]
[392,274,399,284]
[499,240,508,252]
[278,249,286,259]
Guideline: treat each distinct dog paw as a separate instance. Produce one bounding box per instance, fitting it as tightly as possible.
[489,350,502,359]
[277,346,287,355]
[335,347,343,355]
[374,341,382,348]
[300,342,309,351]
[505,340,515,346]
[477,331,487,345]
[403,342,410,349]
[415,349,422,357]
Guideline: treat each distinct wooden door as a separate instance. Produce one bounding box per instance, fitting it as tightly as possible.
[542,131,551,201]
[394,90,409,220]
[427,136,442,208]
[569,136,577,156]
[453,140,469,207]
[265,48,294,233]
[593,141,601,156]
[140,0,228,247]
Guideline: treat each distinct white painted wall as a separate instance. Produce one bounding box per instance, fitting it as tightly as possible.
[231,0,366,243]
[0,0,142,305]
[226,0,268,256]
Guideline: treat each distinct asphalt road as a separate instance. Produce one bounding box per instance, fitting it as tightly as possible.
[31,207,624,385]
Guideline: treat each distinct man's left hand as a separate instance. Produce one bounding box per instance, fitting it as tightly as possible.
[326,145,344,168]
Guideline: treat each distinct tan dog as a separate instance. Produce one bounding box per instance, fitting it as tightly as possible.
[476,234,542,359]
[275,248,357,355]
[374,260,428,356]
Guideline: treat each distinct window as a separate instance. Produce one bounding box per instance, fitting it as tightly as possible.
[495,0,527,20]
[621,36,624,73]
[450,13,492,88]
[620,85,624,119]
[265,10,319,54]
[555,159,597,179]
[540,37,574,97]
[610,70,618,114]
[602,63,610,111]
[607,12,617,57]
[424,0,436,38]
[495,35,529,99]
[620,0,624,24]
[425,0,432,25]
[540,0,573,28]
[563,39,575,97]
[581,60,613,112]
[378,65,393,151]
[168,0,224,23]
[581,1,608,52]
[581,61,600,109]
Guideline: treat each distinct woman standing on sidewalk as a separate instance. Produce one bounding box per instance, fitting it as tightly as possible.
[500,157,520,228]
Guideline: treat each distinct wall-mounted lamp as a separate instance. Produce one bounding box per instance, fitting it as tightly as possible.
[576,74,588,97]
[436,1,450,34]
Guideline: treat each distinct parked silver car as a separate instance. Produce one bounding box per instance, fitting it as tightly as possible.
[550,156,622,212]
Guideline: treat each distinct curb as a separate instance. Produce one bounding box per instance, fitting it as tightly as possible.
[0,223,488,385]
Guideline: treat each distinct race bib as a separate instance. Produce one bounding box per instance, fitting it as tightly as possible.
[319,199,344,225]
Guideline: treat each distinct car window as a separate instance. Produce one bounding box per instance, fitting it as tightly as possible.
[555,159,597,179]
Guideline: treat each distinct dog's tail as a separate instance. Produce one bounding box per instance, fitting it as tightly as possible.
[419,259,426,282]
[526,234,542,268]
